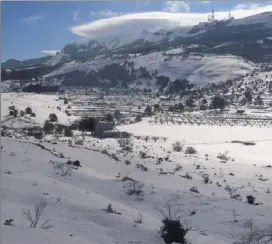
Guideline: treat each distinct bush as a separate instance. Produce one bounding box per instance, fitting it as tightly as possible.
[144,105,153,116]
[135,115,142,122]
[181,173,192,180]
[43,120,55,134]
[22,198,52,229]
[105,113,114,122]
[118,138,133,152]
[31,112,36,117]
[160,219,188,244]
[212,95,227,110]
[78,117,96,133]
[49,113,58,122]
[9,110,14,116]
[185,146,197,154]
[172,141,184,152]
[224,185,242,201]
[217,151,230,161]
[123,180,144,200]
[20,111,25,117]
[4,219,14,226]
[25,107,32,114]
[66,160,81,169]
[64,127,73,137]
[190,186,199,193]
[202,174,210,184]
[246,195,255,205]
[53,163,73,176]
[13,110,18,117]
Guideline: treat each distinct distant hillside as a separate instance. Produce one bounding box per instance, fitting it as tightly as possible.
[1,56,53,69]
[2,12,272,90]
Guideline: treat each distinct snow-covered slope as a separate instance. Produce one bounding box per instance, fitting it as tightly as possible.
[44,52,256,86]
[2,118,272,244]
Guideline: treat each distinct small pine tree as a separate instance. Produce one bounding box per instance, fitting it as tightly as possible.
[160,219,188,244]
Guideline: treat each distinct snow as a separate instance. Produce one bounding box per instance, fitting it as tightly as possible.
[1,93,76,126]
[131,53,256,85]
[2,117,272,244]
[229,12,272,27]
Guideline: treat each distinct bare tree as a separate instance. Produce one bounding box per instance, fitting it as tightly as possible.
[22,198,53,229]
[232,219,272,244]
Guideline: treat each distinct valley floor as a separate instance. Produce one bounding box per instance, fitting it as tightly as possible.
[2,120,272,244]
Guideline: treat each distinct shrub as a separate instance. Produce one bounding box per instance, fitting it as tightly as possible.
[174,164,182,172]
[185,146,197,154]
[105,113,114,122]
[4,219,14,226]
[20,111,25,117]
[160,219,189,244]
[22,198,53,229]
[49,113,58,122]
[123,180,144,200]
[53,163,73,176]
[133,213,143,224]
[64,99,68,104]
[152,136,159,142]
[144,105,153,116]
[233,219,272,244]
[66,160,81,169]
[217,151,230,161]
[31,113,36,117]
[64,127,73,137]
[78,117,96,133]
[157,198,189,244]
[181,173,192,180]
[43,120,55,134]
[118,138,133,152]
[25,107,32,114]
[103,203,121,215]
[224,185,242,201]
[124,160,131,165]
[246,195,255,205]
[190,186,199,193]
[9,110,14,116]
[135,115,142,122]
[13,110,18,117]
[172,141,184,152]
[212,95,227,110]
[202,174,210,184]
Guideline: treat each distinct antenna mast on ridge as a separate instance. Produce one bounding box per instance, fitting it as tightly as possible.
[211,2,215,21]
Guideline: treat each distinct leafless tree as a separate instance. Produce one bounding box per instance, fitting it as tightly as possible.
[22,198,53,229]
[232,219,272,244]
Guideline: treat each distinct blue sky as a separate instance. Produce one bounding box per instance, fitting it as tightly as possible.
[2,1,272,61]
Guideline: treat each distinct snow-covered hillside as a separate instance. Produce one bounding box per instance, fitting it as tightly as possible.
[1,93,76,126]
[2,117,272,244]
[44,52,256,86]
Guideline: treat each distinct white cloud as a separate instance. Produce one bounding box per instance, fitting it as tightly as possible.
[71,4,272,39]
[73,11,79,22]
[164,1,190,13]
[22,15,44,24]
[40,50,60,56]
[233,3,262,10]
[90,10,126,18]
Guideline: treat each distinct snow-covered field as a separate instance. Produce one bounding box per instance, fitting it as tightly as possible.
[2,91,272,244]
[2,118,272,244]
[1,93,76,126]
